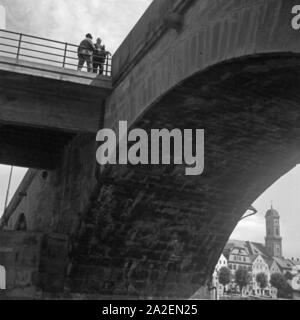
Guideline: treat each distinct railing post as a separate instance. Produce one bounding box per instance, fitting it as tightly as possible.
[105,54,109,76]
[62,43,67,68]
[16,33,23,59]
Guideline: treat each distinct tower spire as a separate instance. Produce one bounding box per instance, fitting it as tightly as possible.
[265,205,282,258]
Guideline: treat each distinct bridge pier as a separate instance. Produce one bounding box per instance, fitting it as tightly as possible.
[65,177,220,299]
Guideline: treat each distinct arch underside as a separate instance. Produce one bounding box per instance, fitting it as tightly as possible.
[69,53,300,298]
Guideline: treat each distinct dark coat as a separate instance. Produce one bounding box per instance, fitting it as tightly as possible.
[78,38,95,56]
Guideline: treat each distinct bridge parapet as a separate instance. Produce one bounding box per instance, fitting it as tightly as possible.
[0,29,112,76]
[112,0,193,84]
[107,0,300,131]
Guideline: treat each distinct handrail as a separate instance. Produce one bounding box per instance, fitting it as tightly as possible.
[0,29,112,76]
[1,29,74,45]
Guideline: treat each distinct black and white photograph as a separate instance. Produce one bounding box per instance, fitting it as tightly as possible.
[0,0,300,306]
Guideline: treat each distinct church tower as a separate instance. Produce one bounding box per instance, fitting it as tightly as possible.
[265,205,282,258]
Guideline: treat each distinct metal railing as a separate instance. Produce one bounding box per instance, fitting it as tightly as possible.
[0,29,112,76]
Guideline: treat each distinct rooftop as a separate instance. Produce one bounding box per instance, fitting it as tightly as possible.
[265,206,280,218]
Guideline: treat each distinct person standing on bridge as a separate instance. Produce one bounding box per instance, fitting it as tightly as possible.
[77,33,95,72]
[93,37,104,74]
[93,39,111,75]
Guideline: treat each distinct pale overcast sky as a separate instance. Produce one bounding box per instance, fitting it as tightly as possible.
[0,0,299,259]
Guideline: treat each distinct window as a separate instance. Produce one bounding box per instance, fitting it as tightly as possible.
[276,245,281,254]
[0,265,6,290]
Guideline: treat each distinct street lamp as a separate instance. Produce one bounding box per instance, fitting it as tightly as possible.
[239,205,258,221]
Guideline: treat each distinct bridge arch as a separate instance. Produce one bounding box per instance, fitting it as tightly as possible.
[89,0,300,297]
[71,52,300,298]
[106,0,300,132]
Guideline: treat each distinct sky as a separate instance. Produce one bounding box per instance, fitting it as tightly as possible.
[0,0,152,53]
[0,0,299,259]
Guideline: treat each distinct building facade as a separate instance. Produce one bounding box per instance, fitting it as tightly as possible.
[227,244,252,273]
[250,255,274,297]
[212,254,228,298]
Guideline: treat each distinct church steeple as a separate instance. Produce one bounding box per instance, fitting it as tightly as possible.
[265,204,282,258]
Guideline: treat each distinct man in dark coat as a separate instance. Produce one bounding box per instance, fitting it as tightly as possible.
[77,33,95,72]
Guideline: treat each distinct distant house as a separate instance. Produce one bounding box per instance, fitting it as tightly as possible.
[287,258,300,300]
[225,243,252,274]
[273,257,295,275]
[251,255,269,277]
[212,254,228,298]
[250,254,276,298]
[214,254,228,274]
[269,259,281,274]
[287,276,300,300]
[291,258,300,274]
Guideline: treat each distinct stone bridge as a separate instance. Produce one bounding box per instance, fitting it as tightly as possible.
[1,0,300,299]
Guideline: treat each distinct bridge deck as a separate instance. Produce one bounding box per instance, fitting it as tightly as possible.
[0,30,113,169]
[0,55,113,89]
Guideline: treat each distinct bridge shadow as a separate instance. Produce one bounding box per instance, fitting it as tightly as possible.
[66,53,300,299]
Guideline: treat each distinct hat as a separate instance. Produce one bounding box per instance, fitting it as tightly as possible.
[86,33,93,39]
